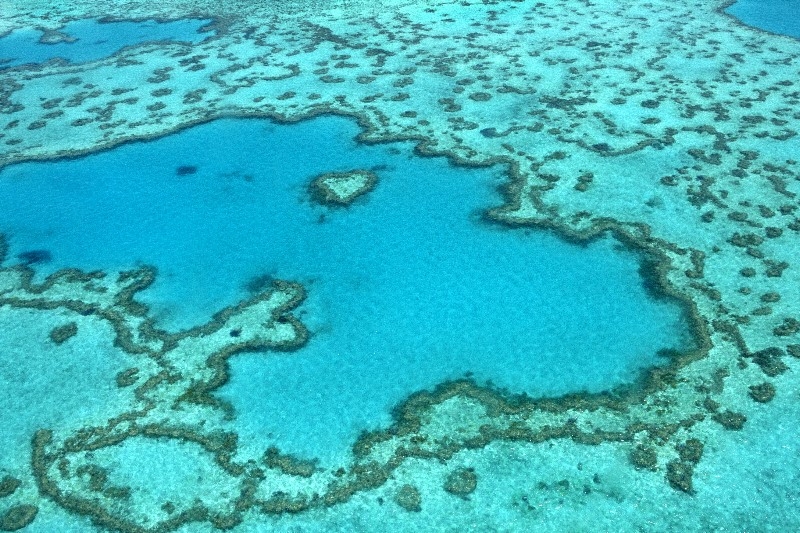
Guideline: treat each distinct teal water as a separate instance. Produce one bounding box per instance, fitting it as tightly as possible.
[0,18,213,68]
[0,309,136,529]
[725,0,800,38]
[0,116,694,463]
[1,0,799,529]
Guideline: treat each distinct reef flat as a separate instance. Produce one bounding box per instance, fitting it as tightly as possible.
[1,0,799,530]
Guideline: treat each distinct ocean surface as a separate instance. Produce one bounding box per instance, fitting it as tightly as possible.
[0,0,799,531]
[725,0,800,39]
[0,18,212,68]
[0,115,693,463]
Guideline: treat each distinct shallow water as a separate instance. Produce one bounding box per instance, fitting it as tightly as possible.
[1,0,799,530]
[0,115,693,462]
[0,18,212,68]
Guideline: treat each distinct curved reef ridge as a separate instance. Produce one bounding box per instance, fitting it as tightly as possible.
[1,0,799,530]
[309,169,378,206]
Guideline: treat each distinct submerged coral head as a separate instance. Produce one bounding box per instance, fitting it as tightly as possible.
[176,165,198,176]
[17,249,51,265]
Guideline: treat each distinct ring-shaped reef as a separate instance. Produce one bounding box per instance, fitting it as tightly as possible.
[0,114,705,531]
[1,0,799,530]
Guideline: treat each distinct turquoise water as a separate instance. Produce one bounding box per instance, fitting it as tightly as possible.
[0,116,692,462]
[725,0,800,38]
[0,18,213,68]
[3,0,798,528]
[0,310,135,503]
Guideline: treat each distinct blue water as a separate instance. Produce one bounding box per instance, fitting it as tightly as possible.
[0,116,693,463]
[0,18,213,68]
[726,0,800,38]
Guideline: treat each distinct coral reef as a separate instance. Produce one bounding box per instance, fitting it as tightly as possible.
[393,484,422,512]
[443,468,478,499]
[309,169,378,206]
[0,0,799,528]
[48,322,77,344]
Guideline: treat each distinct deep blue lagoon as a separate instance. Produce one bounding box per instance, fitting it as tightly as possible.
[725,0,800,39]
[0,116,694,463]
[0,18,213,68]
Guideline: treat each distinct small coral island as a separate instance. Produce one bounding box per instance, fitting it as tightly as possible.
[309,169,377,207]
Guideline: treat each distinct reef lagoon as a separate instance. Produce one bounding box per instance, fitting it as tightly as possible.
[725,0,800,39]
[0,0,799,531]
[0,18,213,69]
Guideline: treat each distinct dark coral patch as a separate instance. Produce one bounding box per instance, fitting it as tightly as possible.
[748,382,776,403]
[0,504,38,531]
[712,410,747,430]
[773,318,800,337]
[630,445,658,470]
[49,322,78,345]
[676,438,704,464]
[665,460,694,494]
[0,476,20,498]
[175,165,198,176]
[747,347,788,376]
[443,468,478,498]
[244,273,275,294]
[16,250,51,265]
[115,368,139,388]
[262,446,317,477]
[394,484,422,512]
